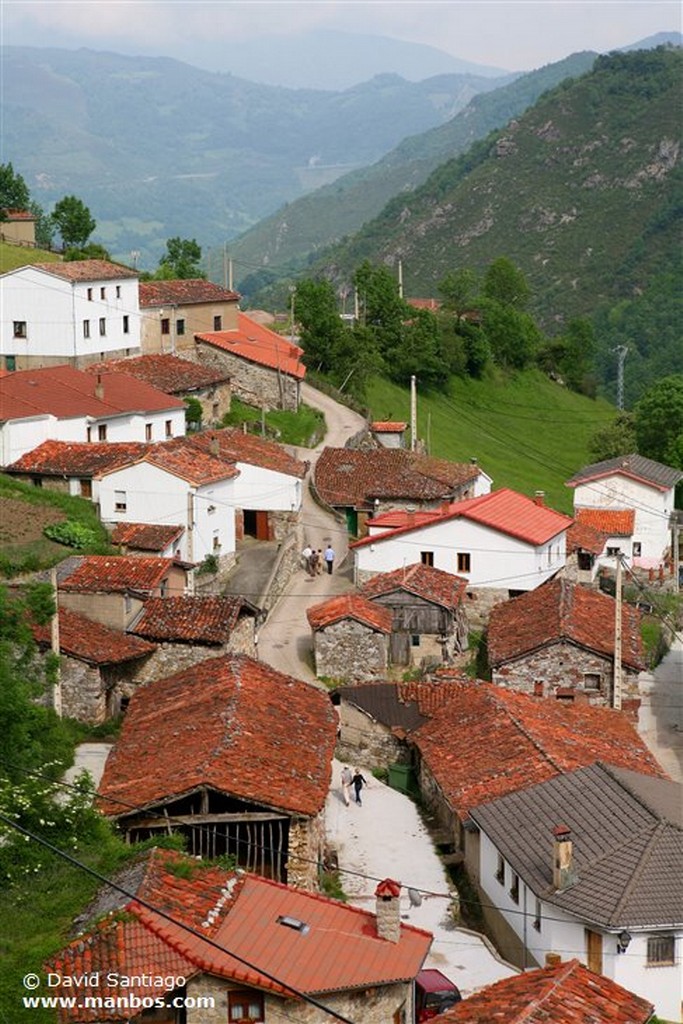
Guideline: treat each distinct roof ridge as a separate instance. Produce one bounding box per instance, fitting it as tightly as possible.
[493,693,568,775]
[516,960,577,1023]
[608,820,667,925]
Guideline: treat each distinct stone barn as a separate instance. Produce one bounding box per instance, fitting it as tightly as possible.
[307,593,392,682]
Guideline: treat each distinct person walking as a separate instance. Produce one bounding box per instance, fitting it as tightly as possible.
[324,545,335,575]
[309,548,319,576]
[352,768,367,806]
[302,544,313,575]
[316,549,324,575]
[340,765,352,807]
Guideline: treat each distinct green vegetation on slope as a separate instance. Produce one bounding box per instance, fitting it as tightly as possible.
[0,240,59,272]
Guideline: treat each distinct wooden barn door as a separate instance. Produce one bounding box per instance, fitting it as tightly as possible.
[585,929,603,974]
[389,632,411,666]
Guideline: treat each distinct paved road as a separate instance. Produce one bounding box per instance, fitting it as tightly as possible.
[638,636,683,782]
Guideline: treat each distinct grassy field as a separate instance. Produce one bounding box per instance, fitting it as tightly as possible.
[222,398,326,448]
[365,369,616,513]
[0,241,60,273]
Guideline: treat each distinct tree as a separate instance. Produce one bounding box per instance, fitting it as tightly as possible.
[482,257,530,310]
[479,299,541,370]
[0,162,30,214]
[353,260,407,351]
[295,279,347,374]
[157,237,204,279]
[588,412,637,461]
[52,195,96,249]
[64,242,111,262]
[634,374,683,468]
[438,268,479,314]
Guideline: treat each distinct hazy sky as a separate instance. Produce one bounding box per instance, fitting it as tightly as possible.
[2,0,681,72]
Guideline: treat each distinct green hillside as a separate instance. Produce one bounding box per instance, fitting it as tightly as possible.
[365,370,616,513]
[0,240,59,272]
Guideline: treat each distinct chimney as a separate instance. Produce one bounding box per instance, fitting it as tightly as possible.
[470,457,478,465]
[552,824,575,891]
[534,490,545,506]
[545,952,562,968]
[95,373,104,402]
[375,878,401,943]
[209,435,220,457]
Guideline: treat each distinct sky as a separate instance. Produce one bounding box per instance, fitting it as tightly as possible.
[2,0,681,76]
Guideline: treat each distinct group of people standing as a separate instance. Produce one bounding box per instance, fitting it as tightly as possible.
[302,544,335,576]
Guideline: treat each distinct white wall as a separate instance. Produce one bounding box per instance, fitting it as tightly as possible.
[1,266,142,361]
[232,462,302,512]
[87,409,186,444]
[0,415,53,465]
[356,518,566,591]
[573,476,674,564]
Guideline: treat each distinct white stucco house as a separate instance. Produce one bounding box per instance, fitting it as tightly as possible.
[566,454,682,569]
[0,260,141,371]
[469,762,683,1023]
[0,365,186,466]
[351,488,572,597]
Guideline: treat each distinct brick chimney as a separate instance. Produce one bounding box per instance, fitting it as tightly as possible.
[552,824,576,891]
[95,373,104,402]
[534,490,545,506]
[375,878,401,943]
[545,952,562,968]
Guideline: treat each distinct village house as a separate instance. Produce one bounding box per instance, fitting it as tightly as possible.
[0,364,186,466]
[487,577,645,714]
[0,259,142,371]
[361,562,469,666]
[564,515,610,583]
[0,209,36,247]
[4,438,147,499]
[110,521,185,559]
[57,555,189,631]
[370,420,408,448]
[97,654,338,889]
[469,763,682,1022]
[307,594,393,682]
[314,446,492,535]
[31,606,156,723]
[86,353,232,427]
[46,848,432,1024]
[408,676,665,881]
[566,453,682,569]
[352,488,573,622]
[440,958,654,1024]
[129,594,260,684]
[138,278,240,357]
[195,312,305,412]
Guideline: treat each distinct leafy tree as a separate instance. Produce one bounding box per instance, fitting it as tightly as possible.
[588,412,637,461]
[0,162,30,214]
[538,318,596,395]
[52,195,96,249]
[65,242,111,262]
[438,268,479,314]
[184,396,203,431]
[389,309,445,388]
[157,237,204,279]
[479,299,541,370]
[353,260,407,352]
[482,257,530,310]
[29,200,53,248]
[295,279,347,373]
[634,374,683,468]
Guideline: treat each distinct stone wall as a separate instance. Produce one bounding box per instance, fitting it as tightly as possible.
[262,532,301,613]
[463,587,510,630]
[288,810,325,890]
[336,702,409,770]
[196,343,300,411]
[313,619,388,683]
[8,473,71,494]
[132,627,255,688]
[58,656,107,724]
[191,382,232,427]
[13,348,138,372]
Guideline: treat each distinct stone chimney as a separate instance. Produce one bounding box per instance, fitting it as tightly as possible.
[375,878,401,943]
[545,952,562,968]
[209,435,220,457]
[95,373,104,402]
[552,824,575,891]
[534,490,545,506]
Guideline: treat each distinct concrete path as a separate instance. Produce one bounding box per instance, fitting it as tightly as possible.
[64,742,112,790]
[638,636,683,782]
[325,759,518,998]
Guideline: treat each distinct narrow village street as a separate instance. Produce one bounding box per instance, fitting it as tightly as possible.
[638,635,683,782]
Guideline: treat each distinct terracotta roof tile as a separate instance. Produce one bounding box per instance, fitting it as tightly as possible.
[440,959,653,1024]
[32,607,155,665]
[361,563,467,610]
[60,555,174,595]
[371,421,407,432]
[32,259,135,281]
[196,313,306,379]
[86,354,230,392]
[566,518,607,555]
[111,522,184,552]
[411,677,664,822]
[575,507,636,536]
[307,593,393,634]
[97,437,239,486]
[139,279,240,306]
[131,596,255,644]
[97,654,337,818]
[191,428,307,478]
[6,440,147,477]
[2,209,36,220]
[487,578,645,671]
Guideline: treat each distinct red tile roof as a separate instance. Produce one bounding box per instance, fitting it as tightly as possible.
[126,438,239,486]
[2,209,36,221]
[97,654,337,818]
[353,488,572,548]
[60,555,174,595]
[131,596,255,644]
[307,593,393,634]
[5,440,147,477]
[32,259,135,281]
[575,507,636,536]
[487,578,645,671]
[191,428,307,478]
[315,447,482,509]
[440,959,653,1024]
[86,354,230,392]
[47,848,431,1021]
[139,279,240,306]
[0,365,183,423]
[411,677,664,822]
[32,607,155,665]
[361,563,467,610]
[196,313,306,379]
[371,421,407,432]
[111,522,184,552]
[566,518,607,555]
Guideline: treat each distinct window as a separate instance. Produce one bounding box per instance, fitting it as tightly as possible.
[228,990,264,1022]
[114,490,127,512]
[13,321,27,338]
[411,635,420,647]
[647,935,675,966]
[213,314,222,331]
[495,854,505,885]
[31,476,43,489]
[533,681,544,697]
[97,424,107,441]
[87,287,93,301]
[533,899,542,932]
[213,531,221,552]
[83,319,90,338]
[583,672,601,691]
[176,318,185,336]
[632,541,642,558]
[159,579,168,598]
[577,551,593,571]
[457,552,471,573]
[607,546,621,557]
[420,551,434,567]
[161,318,170,335]
[122,315,129,334]
[510,872,520,904]
[99,318,106,336]
[165,420,173,438]
[86,426,92,443]
[145,423,153,441]
[100,286,106,300]
[115,285,121,299]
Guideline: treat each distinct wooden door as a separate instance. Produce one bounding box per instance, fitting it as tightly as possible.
[585,928,603,974]
[389,632,411,666]
[255,511,270,540]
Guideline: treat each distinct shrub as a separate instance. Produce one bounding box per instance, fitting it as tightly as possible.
[44,520,99,549]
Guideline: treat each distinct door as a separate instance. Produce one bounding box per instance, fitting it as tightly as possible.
[389,632,411,666]
[255,511,270,540]
[585,928,603,974]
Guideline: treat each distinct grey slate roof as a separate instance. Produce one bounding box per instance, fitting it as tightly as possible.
[470,762,683,930]
[334,683,429,733]
[566,453,683,490]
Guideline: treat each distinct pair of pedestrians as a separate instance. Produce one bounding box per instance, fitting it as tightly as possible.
[341,766,367,806]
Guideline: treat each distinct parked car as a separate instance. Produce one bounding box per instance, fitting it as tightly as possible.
[415,968,462,1020]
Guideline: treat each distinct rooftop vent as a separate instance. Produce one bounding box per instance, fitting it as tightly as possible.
[276,915,310,936]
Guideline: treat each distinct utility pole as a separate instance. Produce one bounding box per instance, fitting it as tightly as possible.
[50,567,62,718]
[613,345,628,411]
[398,260,404,300]
[410,375,417,452]
[613,555,623,711]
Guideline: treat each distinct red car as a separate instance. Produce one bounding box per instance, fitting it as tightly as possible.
[415,968,462,1020]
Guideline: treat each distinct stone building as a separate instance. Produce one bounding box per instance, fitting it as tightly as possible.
[138,278,240,357]
[307,593,392,682]
[97,654,337,889]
